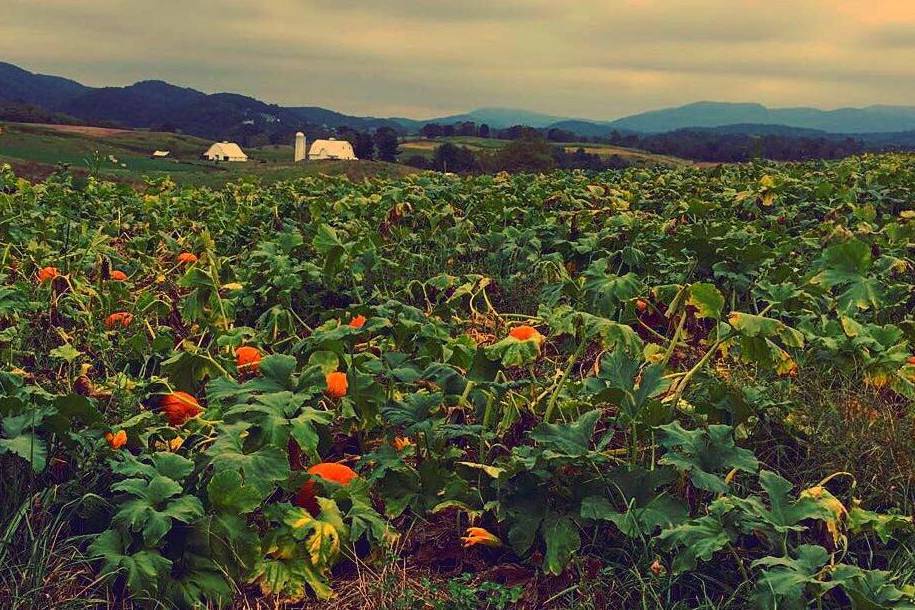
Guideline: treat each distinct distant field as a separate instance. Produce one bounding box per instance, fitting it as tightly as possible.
[561,142,690,166]
[399,135,690,166]
[0,122,416,186]
[0,122,688,187]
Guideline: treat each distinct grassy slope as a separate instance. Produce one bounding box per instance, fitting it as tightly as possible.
[0,122,417,186]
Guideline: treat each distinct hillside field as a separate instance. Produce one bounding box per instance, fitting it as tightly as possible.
[398,135,691,166]
[0,122,416,186]
[1,154,915,610]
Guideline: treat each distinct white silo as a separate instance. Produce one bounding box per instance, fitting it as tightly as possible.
[294,132,307,162]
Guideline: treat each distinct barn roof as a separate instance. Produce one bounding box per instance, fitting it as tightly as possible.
[308,139,356,159]
[206,141,247,158]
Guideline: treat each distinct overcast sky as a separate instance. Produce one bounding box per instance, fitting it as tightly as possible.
[3,0,915,120]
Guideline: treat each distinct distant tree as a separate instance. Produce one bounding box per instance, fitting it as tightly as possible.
[374,127,400,162]
[497,125,541,141]
[442,124,456,137]
[421,123,444,138]
[456,121,477,137]
[354,132,375,160]
[337,126,358,150]
[488,134,555,173]
[478,123,490,138]
[433,143,479,173]
[546,128,577,142]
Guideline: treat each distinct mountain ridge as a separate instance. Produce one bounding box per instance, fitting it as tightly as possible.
[4,61,915,137]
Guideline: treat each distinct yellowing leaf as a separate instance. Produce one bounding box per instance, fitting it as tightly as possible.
[800,486,847,545]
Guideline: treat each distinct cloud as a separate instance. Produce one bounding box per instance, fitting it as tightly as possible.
[2,0,914,118]
[864,24,915,48]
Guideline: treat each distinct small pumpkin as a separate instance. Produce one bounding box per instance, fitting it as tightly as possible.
[294,462,358,516]
[176,252,198,265]
[325,371,348,398]
[161,391,203,426]
[235,346,262,373]
[104,312,133,329]
[508,325,542,343]
[37,266,59,283]
[109,270,128,281]
[348,314,366,329]
[104,430,128,449]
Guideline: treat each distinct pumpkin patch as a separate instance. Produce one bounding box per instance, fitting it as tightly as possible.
[1,158,914,609]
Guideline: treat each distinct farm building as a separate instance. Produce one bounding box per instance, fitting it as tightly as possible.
[204,141,247,162]
[151,150,170,159]
[308,138,357,160]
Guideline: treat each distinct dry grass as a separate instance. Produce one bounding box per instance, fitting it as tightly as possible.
[9,122,132,137]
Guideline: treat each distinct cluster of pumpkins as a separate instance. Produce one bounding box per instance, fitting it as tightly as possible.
[40,258,539,542]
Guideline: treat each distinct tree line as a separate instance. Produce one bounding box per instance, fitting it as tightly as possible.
[403,132,632,174]
[409,121,906,163]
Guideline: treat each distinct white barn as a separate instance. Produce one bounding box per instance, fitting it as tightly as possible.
[204,141,247,162]
[308,138,357,161]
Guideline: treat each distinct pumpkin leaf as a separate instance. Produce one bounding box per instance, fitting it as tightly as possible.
[542,513,580,576]
[750,545,832,610]
[658,421,758,493]
[658,502,735,573]
[530,409,601,458]
[89,529,173,595]
[688,283,725,319]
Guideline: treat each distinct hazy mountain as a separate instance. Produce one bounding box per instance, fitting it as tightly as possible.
[546,119,619,137]
[419,107,567,129]
[606,101,915,134]
[287,106,408,131]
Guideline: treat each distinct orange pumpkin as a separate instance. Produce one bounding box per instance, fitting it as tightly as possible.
[908,356,915,365]
[349,314,367,329]
[161,391,202,426]
[636,299,648,313]
[37,266,59,283]
[509,325,542,342]
[325,371,348,398]
[177,252,198,265]
[104,312,133,329]
[236,346,262,372]
[109,270,128,281]
[105,430,127,449]
[294,462,358,516]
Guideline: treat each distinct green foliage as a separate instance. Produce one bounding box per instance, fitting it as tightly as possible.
[2,155,914,608]
[658,421,759,493]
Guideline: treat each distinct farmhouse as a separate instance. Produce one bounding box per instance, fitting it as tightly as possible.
[308,138,357,160]
[204,141,247,162]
